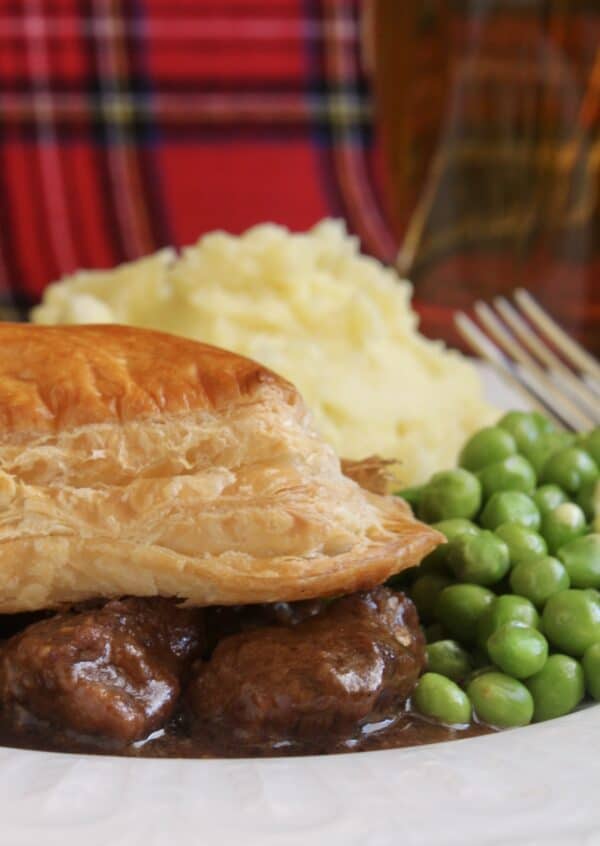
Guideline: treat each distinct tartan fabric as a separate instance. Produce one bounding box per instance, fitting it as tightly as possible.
[0,1,597,355]
[0,0,397,318]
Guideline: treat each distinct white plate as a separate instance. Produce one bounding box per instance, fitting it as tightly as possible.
[1,365,598,846]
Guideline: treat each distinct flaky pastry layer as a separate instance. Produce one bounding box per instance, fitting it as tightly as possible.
[0,324,442,611]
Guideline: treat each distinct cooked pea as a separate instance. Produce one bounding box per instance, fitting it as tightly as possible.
[557,534,600,589]
[526,654,584,722]
[509,556,570,608]
[542,589,600,656]
[582,642,600,701]
[499,411,546,453]
[413,673,472,725]
[576,480,598,522]
[522,430,574,475]
[495,523,547,566]
[433,518,481,541]
[579,427,600,466]
[426,639,472,682]
[533,484,568,516]
[529,412,556,435]
[477,594,540,650]
[410,573,452,623]
[459,426,517,472]
[481,491,541,531]
[541,502,587,553]
[447,531,510,586]
[421,519,480,573]
[478,455,537,499]
[395,485,423,509]
[540,446,598,495]
[467,672,534,728]
[435,584,496,644]
[419,469,482,523]
[486,622,548,679]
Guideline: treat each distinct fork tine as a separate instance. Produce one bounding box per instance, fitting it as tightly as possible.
[494,296,600,417]
[474,301,596,429]
[514,289,600,383]
[454,312,564,426]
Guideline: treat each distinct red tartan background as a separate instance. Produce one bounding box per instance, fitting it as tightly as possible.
[0,0,393,303]
[0,0,597,354]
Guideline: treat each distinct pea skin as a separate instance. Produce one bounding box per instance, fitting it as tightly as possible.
[418,469,482,523]
[413,673,472,725]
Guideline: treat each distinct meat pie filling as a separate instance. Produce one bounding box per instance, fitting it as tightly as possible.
[0,589,487,757]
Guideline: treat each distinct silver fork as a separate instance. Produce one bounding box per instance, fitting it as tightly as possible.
[455,289,600,430]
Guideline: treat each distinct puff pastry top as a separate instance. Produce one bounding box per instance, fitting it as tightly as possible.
[0,324,442,612]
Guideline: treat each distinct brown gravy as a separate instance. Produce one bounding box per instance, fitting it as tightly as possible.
[0,710,491,759]
[0,591,492,759]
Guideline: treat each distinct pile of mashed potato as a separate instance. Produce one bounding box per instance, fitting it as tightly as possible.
[32,220,497,485]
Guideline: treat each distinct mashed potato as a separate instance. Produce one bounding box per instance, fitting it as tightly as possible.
[32,220,497,485]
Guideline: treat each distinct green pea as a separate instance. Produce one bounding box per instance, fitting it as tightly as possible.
[579,428,600,466]
[557,534,600,589]
[426,639,472,682]
[576,480,598,522]
[467,672,534,728]
[481,491,541,531]
[533,484,568,516]
[582,642,600,701]
[418,469,482,523]
[477,594,540,650]
[420,519,480,573]
[395,485,423,510]
[541,502,587,553]
[478,455,536,499]
[413,673,472,726]
[486,622,548,679]
[526,654,584,722]
[435,584,496,644]
[459,426,517,472]
[509,556,570,608]
[495,522,548,566]
[499,410,546,453]
[522,430,574,475]
[542,589,600,656]
[424,623,445,644]
[433,518,481,541]
[447,531,510,586]
[529,412,556,435]
[541,446,598,495]
[410,573,452,623]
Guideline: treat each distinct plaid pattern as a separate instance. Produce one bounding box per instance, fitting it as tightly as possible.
[0,0,397,318]
[0,1,597,355]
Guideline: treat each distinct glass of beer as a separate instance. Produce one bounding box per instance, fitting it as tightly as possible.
[368,0,600,354]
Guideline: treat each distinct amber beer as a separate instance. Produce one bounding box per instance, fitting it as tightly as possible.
[370,0,600,354]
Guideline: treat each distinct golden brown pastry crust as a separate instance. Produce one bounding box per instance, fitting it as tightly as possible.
[0,323,288,436]
[0,324,442,612]
[341,456,397,496]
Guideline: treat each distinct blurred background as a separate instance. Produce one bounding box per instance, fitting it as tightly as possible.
[0,0,598,353]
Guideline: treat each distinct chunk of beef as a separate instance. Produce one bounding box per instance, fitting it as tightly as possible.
[204,598,326,652]
[188,587,425,743]
[0,597,204,744]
